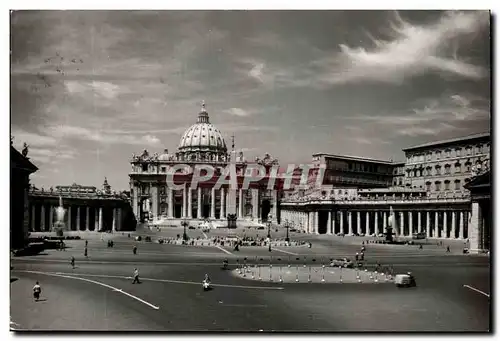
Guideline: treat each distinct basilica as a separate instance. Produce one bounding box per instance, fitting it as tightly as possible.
[129,103,288,225]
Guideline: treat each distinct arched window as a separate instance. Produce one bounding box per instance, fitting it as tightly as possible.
[465,160,472,172]
[434,181,441,191]
[444,164,451,175]
[425,181,432,192]
[435,165,441,176]
[454,179,461,190]
[454,161,461,174]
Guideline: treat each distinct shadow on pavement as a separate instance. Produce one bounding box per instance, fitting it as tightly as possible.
[10,278,19,283]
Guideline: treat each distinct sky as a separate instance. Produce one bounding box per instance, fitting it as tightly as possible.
[10,10,491,191]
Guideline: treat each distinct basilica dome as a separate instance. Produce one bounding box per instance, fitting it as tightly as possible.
[177,103,228,162]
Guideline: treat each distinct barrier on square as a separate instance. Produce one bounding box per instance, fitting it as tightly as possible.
[278,258,283,283]
[295,257,300,282]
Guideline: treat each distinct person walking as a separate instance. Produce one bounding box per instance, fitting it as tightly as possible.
[84,247,88,258]
[132,268,140,284]
[133,245,137,255]
[33,281,42,301]
[70,256,75,269]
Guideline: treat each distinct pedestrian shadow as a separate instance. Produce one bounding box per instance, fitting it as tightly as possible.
[35,299,48,302]
[10,278,18,283]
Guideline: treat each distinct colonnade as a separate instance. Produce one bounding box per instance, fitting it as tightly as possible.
[29,203,122,232]
[281,209,470,240]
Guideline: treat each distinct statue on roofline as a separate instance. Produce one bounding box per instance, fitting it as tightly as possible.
[22,142,29,157]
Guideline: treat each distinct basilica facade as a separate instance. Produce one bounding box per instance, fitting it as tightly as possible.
[129,103,288,225]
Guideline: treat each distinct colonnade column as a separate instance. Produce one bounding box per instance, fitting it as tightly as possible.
[365,212,370,236]
[382,211,387,233]
[417,211,422,233]
[374,212,378,235]
[76,206,81,231]
[86,207,90,231]
[339,211,344,234]
[112,208,117,232]
[98,207,103,232]
[151,185,158,220]
[117,208,121,231]
[451,211,457,239]
[133,185,138,219]
[40,205,46,231]
[443,211,448,238]
[187,186,193,218]
[68,206,72,230]
[182,183,187,218]
[426,211,431,238]
[356,211,361,235]
[408,212,413,234]
[327,211,332,234]
[331,211,336,234]
[31,204,36,231]
[48,206,53,231]
[211,188,216,219]
[459,211,464,239]
[469,202,481,252]
[399,212,404,236]
[220,188,226,219]
[314,211,319,234]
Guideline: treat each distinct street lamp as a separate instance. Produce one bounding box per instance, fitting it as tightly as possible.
[181,219,189,241]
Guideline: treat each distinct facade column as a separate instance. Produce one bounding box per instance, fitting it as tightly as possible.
[40,205,46,231]
[48,206,53,231]
[357,211,361,235]
[211,188,216,219]
[251,189,259,221]
[417,211,422,233]
[182,183,187,218]
[168,188,174,218]
[187,186,193,218]
[459,211,464,239]
[197,187,202,219]
[399,212,404,236]
[382,211,387,233]
[86,206,90,231]
[314,211,319,234]
[339,211,344,234]
[220,188,226,219]
[98,207,103,232]
[443,211,448,238]
[426,211,431,238]
[31,204,36,231]
[238,189,243,218]
[408,211,413,234]
[434,211,439,238]
[94,207,99,231]
[225,191,230,217]
[365,211,370,235]
[469,202,481,252]
[347,212,352,235]
[112,208,117,232]
[451,211,457,239]
[151,185,158,220]
[374,212,378,235]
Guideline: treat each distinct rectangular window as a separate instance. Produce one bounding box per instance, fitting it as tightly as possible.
[161,167,167,173]
[444,182,450,191]
[455,181,461,190]
[456,148,461,157]
[142,164,148,172]
[435,182,441,191]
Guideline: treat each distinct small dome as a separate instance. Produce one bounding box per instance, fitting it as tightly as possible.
[177,102,227,156]
[158,149,171,161]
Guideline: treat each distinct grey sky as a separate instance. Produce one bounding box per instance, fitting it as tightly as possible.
[10,10,491,190]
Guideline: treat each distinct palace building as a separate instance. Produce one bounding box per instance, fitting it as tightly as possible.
[281,132,491,254]
[28,179,136,233]
[129,102,300,225]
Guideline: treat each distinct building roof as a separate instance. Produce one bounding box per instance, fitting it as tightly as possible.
[312,153,400,165]
[11,146,38,174]
[403,132,490,152]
